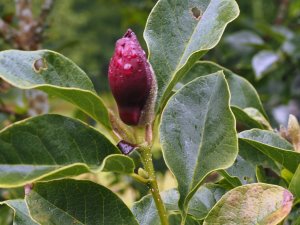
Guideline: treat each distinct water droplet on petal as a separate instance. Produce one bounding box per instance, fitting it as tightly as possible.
[117,58,123,66]
[116,46,123,56]
[124,63,132,70]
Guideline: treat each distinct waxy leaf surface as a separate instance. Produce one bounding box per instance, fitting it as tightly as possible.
[160,73,237,210]
[0,50,110,128]
[144,0,239,111]
[26,179,139,225]
[204,183,293,225]
[0,114,120,187]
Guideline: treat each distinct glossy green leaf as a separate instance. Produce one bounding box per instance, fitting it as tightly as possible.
[182,61,264,113]
[182,61,267,117]
[239,129,300,173]
[225,155,256,184]
[100,154,135,174]
[132,185,225,225]
[289,165,300,199]
[0,50,110,128]
[218,170,242,188]
[231,106,270,129]
[242,108,271,129]
[160,73,238,211]
[144,0,240,111]
[1,200,38,225]
[224,138,279,185]
[204,183,293,225]
[26,179,139,225]
[0,114,119,187]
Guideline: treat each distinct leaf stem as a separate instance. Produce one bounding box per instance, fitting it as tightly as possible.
[139,144,169,225]
[129,173,149,184]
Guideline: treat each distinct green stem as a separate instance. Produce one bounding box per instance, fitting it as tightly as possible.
[129,173,149,184]
[180,216,186,225]
[140,145,169,225]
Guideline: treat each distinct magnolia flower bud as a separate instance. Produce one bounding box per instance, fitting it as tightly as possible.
[108,29,156,126]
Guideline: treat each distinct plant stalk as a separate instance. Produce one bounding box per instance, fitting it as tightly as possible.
[140,145,169,225]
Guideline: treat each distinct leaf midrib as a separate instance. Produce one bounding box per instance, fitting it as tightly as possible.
[190,76,219,189]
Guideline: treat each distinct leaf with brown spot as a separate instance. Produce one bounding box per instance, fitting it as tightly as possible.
[204,183,293,225]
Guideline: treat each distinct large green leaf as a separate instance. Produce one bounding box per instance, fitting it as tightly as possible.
[144,0,240,112]
[182,61,268,126]
[0,50,110,128]
[239,129,300,173]
[132,185,225,225]
[182,62,265,114]
[0,114,120,187]
[1,200,38,225]
[160,73,238,211]
[26,179,139,225]
[203,183,293,225]
[224,139,280,185]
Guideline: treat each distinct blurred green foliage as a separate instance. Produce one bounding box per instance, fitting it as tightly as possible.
[206,0,300,125]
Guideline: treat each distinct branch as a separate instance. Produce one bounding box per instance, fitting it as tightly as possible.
[38,0,55,26]
[15,0,32,20]
[275,0,289,25]
[34,0,56,47]
[0,18,16,45]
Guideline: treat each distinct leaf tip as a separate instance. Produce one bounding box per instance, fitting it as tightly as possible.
[282,189,293,209]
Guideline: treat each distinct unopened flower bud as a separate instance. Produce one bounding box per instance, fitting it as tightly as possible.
[108,29,157,126]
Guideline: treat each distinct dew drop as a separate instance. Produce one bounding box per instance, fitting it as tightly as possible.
[117,58,123,66]
[116,46,123,56]
[124,63,132,70]
[131,50,137,58]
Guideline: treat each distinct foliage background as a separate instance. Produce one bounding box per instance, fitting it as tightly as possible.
[1,0,299,123]
[0,0,299,222]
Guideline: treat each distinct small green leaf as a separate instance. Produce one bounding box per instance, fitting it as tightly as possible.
[26,179,139,225]
[252,50,281,80]
[289,165,300,200]
[0,50,111,128]
[239,129,300,173]
[144,0,240,111]
[231,106,271,130]
[100,154,135,174]
[218,170,242,188]
[243,108,271,129]
[204,183,293,225]
[132,185,225,225]
[160,73,238,211]
[0,114,120,187]
[1,200,38,225]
